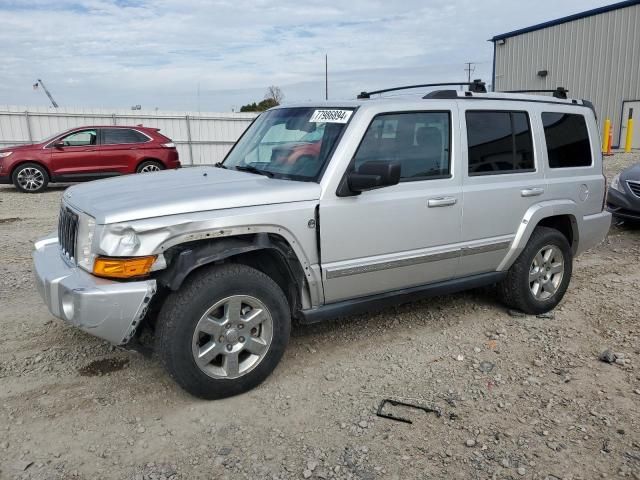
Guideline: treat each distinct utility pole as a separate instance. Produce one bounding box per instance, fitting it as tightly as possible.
[464,62,476,83]
[325,54,328,101]
[33,79,59,108]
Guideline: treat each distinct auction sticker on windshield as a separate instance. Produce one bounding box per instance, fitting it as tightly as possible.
[309,109,353,123]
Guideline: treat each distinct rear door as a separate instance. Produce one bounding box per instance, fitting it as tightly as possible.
[458,106,548,276]
[97,128,152,172]
[319,107,463,303]
[49,129,105,178]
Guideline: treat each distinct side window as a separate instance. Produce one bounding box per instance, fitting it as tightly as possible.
[353,112,451,181]
[541,113,592,168]
[466,111,534,175]
[59,129,97,147]
[102,128,149,145]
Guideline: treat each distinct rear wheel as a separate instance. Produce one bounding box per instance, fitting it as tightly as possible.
[12,163,49,193]
[498,226,572,314]
[136,160,164,173]
[156,263,291,399]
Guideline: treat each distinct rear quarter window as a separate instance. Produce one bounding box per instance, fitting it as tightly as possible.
[541,113,592,168]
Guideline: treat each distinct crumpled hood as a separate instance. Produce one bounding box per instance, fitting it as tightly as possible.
[63,166,321,224]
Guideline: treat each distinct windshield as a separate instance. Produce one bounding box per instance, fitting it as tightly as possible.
[223,107,354,181]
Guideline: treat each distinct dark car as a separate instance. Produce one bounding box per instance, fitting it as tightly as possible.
[0,126,180,193]
[606,163,640,221]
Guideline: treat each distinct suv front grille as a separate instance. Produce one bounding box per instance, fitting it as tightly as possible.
[627,180,640,198]
[58,207,79,262]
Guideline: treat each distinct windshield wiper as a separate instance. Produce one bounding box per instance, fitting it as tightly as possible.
[234,165,274,178]
[214,162,227,169]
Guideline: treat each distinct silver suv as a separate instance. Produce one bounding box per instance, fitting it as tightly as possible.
[33,84,611,399]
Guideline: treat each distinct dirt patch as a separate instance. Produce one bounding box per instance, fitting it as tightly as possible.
[78,357,130,376]
[0,217,22,224]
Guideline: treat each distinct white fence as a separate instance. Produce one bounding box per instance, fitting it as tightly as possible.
[0,106,257,165]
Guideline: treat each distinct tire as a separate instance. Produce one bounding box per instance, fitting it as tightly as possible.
[497,226,572,315]
[136,160,164,173]
[156,263,291,399]
[12,162,49,193]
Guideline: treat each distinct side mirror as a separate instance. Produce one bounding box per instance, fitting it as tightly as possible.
[53,141,64,148]
[346,160,401,194]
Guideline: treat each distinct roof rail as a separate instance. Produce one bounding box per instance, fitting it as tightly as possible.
[357,79,487,99]
[501,87,569,99]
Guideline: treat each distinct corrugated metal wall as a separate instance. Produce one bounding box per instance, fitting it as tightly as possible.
[494,3,640,146]
[0,105,257,164]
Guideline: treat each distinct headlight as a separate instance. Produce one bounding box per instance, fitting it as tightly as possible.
[610,173,622,192]
[76,213,96,271]
[0,151,13,158]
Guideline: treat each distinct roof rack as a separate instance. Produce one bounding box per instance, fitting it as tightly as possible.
[501,87,569,99]
[357,79,487,99]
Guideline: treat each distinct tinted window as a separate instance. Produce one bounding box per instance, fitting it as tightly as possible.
[466,111,534,175]
[102,128,149,145]
[354,112,450,181]
[59,129,97,147]
[541,113,592,168]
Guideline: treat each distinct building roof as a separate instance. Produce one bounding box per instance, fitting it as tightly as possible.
[491,0,640,41]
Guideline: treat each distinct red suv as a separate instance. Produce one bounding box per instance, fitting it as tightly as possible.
[0,126,180,193]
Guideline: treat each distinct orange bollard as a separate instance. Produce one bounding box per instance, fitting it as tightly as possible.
[605,129,613,156]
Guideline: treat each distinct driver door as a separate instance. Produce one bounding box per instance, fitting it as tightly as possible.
[49,129,105,178]
[319,109,463,303]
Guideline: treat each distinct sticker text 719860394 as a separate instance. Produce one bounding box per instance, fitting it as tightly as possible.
[309,109,353,124]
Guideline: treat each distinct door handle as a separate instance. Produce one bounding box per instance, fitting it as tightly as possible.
[521,187,545,197]
[83,148,96,152]
[428,196,457,208]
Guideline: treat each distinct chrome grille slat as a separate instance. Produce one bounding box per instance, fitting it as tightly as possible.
[58,206,78,262]
[627,180,640,198]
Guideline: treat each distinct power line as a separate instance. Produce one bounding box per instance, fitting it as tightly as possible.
[464,62,477,83]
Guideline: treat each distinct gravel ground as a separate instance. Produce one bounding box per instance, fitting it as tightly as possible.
[1,152,639,480]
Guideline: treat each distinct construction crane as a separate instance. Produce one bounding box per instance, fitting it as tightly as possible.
[33,79,59,108]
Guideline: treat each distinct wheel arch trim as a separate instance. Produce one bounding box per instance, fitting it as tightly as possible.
[157,232,316,310]
[497,200,578,271]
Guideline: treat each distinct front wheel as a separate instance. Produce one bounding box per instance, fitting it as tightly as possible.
[156,263,291,399]
[498,226,573,314]
[12,163,49,193]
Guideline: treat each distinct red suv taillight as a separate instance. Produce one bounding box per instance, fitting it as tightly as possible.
[161,142,175,148]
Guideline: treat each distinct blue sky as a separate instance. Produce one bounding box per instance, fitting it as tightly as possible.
[0,0,610,112]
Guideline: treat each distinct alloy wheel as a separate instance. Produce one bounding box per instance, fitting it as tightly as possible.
[529,245,564,300]
[191,295,273,379]
[16,167,45,191]
[139,164,161,173]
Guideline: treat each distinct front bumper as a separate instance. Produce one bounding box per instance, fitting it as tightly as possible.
[33,235,157,345]
[606,188,640,221]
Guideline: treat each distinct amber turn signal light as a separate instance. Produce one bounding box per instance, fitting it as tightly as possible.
[93,256,156,279]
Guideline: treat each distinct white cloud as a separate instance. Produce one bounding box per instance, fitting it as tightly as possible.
[0,0,606,111]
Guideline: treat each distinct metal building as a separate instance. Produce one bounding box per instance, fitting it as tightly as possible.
[491,0,640,148]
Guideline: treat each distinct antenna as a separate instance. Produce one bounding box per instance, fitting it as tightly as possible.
[33,79,59,108]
